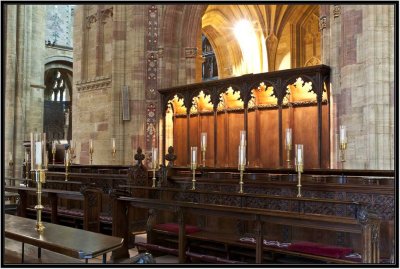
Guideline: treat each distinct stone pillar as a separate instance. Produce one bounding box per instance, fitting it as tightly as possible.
[323,5,394,169]
[4,5,46,183]
[4,5,17,181]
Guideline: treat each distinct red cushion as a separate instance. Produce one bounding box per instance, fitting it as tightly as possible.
[287,241,353,259]
[153,223,201,234]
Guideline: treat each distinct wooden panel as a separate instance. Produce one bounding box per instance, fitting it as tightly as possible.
[322,104,330,168]
[173,117,187,166]
[199,114,214,167]
[247,110,257,167]
[293,106,318,169]
[259,110,279,168]
[216,113,227,167]
[227,112,244,167]
[189,114,199,158]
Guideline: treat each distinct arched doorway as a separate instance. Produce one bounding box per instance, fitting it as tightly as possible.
[44,63,73,141]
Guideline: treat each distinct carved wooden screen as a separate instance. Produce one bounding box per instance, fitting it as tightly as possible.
[159,65,330,169]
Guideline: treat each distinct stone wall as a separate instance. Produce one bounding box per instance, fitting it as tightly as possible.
[321,5,394,169]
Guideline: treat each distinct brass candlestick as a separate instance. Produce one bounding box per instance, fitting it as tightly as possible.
[52,147,56,165]
[89,147,94,165]
[295,144,304,198]
[65,149,71,181]
[238,164,245,193]
[296,163,303,197]
[191,163,197,190]
[340,142,347,170]
[31,132,47,232]
[201,150,206,167]
[34,169,46,232]
[112,148,116,161]
[286,144,292,168]
[152,168,156,188]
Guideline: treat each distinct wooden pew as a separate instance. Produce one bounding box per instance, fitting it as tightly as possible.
[4,214,123,263]
[111,196,380,264]
[5,185,101,233]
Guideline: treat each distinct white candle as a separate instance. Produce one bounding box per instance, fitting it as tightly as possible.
[89,139,93,150]
[296,144,303,165]
[52,141,56,151]
[240,130,246,146]
[9,152,12,162]
[286,128,292,147]
[201,133,207,150]
[191,147,197,164]
[152,147,158,167]
[35,141,42,166]
[340,125,347,144]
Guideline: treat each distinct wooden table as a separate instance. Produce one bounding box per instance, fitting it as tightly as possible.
[4,214,123,263]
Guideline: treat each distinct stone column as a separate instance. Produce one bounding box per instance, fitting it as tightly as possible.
[4,5,17,181]
[4,5,46,183]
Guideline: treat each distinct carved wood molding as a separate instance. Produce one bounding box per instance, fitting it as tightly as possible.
[75,76,112,92]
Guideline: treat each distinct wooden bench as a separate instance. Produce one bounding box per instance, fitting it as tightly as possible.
[111,196,380,264]
[5,185,102,233]
[4,214,123,263]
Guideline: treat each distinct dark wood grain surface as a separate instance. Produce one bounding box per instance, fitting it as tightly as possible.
[4,214,123,259]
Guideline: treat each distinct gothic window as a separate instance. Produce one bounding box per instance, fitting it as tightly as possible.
[202,34,218,81]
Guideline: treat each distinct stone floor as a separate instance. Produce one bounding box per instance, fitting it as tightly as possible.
[3,234,179,264]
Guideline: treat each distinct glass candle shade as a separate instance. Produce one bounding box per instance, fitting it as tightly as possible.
[295,144,304,165]
[238,145,246,166]
[200,132,207,151]
[191,146,198,166]
[30,132,46,171]
[339,125,347,144]
[240,130,246,147]
[285,128,292,149]
[152,147,158,168]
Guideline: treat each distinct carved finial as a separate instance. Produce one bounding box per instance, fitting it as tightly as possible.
[134,147,146,165]
[165,146,177,167]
